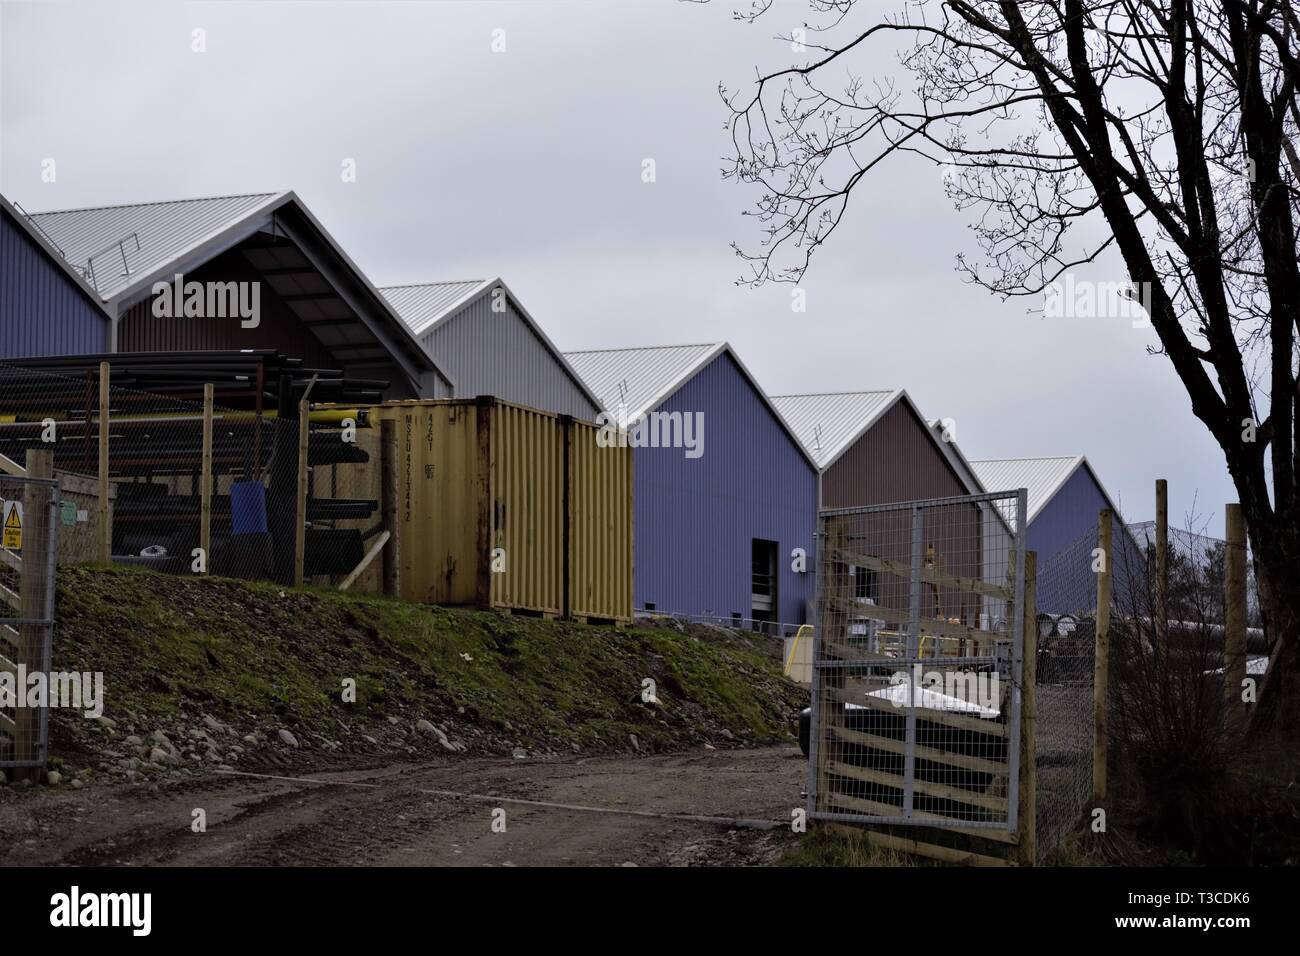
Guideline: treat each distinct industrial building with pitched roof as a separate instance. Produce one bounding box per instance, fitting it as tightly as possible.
[12,191,452,399]
[379,277,601,419]
[970,455,1141,614]
[772,389,995,625]
[565,342,818,628]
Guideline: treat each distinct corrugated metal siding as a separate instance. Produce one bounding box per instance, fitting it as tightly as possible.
[363,399,630,618]
[568,419,634,621]
[771,391,898,470]
[1028,465,1142,614]
[821,400,982,621]
[490,401,564,614]
[822,400,971,507]
[118,247,356,369]
[633,352,817,624]
[1,210,108,357]
[421,293,601,419]
[970,457,1079,521]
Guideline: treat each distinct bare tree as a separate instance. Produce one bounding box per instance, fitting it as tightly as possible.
[719,0,1300,676]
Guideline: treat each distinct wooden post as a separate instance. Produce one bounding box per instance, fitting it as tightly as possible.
[200,384,214,575]
[1223,503,1247,736]
[97,361,110,564]
[14,449,54,781]
[380,418,399,597]
[1155,478,1168,658]
[293,399,309,587]
[1018,550,1038,866]
[1093,508,1112,804]
[338,531,390,592]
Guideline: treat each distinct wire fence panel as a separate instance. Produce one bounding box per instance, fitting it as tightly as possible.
[0,471,60,769]
[808,490,1027,835]
[1031,525,1101,863]
[0,361,379,589]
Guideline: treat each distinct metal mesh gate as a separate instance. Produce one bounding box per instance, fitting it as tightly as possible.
[0,471,60,769]
[808,490,1027,833]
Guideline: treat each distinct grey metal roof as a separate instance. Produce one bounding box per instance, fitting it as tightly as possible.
[564,341,819,471]
[380,279,490,335]
[564,343,723,420]
[381,277,603,414]
[17,190,451,393]
[769,390,900,470]
[28,192,282,300]
[969,456,1087,522]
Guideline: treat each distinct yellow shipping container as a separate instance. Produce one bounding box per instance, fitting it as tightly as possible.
[362,397,631,622]
[567,416,633,621]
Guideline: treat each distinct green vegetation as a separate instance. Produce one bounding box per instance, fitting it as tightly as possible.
[51,566,805,753]
[777,828,915,867]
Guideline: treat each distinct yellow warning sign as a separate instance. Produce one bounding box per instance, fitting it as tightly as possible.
[2,501,22,551]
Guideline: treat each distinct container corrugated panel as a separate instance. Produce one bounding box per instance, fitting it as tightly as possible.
[379,400,486,607]
[363,397,632,618]
[488,400,563,615]
[567,418,633,622]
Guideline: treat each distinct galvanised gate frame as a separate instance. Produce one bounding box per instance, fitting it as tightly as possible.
[807,489,1027,833]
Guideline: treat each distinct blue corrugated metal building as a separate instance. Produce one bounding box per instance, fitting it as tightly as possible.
[1,195,110,357]
[565,343,819,628]
[970,456,1142,614]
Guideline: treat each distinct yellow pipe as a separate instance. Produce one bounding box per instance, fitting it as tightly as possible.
[785,624,815,676]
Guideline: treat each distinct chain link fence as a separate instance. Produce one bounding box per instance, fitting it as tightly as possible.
[1128,520,1262,632]
[1031,525,1101,863]
[1029,514,1261,863]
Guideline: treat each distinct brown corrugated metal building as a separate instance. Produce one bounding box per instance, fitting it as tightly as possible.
[771,390,986,623]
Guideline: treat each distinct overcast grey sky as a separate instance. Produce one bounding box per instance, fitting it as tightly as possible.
[0,0,1237,528]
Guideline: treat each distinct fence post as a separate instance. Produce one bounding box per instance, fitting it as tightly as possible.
[294,399,309,587]
[1155,478,1168,658]
[14,449,54,782]
[1224,503,1247,736]
[1093,508,1112,805]
[200,383,213,575]
[1017,550,1038,866]
[97,361,110,564]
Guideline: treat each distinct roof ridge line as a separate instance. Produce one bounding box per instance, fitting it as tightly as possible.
[378,278,487,291]
[25,190,284,217]
[564,342,722,355]
[969,454,1080,463]
[771,389,898,398]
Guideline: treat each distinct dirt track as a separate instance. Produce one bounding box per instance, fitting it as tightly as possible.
[0,746,807,867]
